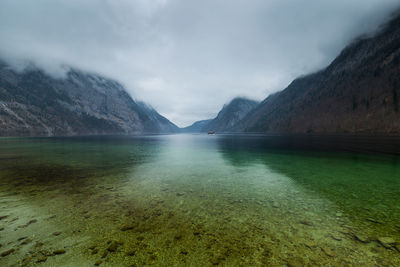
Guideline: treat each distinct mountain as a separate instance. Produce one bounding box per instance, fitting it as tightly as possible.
[234,12,400,135]
[204,98,259,132]
[180,119,213,133]
[136,101,180,133]
[183,98,259,133]
[0,62,178,136]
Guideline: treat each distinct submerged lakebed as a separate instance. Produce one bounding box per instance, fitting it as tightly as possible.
[0,134,399,266]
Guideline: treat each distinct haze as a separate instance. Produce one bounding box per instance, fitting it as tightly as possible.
[0,0,399,127]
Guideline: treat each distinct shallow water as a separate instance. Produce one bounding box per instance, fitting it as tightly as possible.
[0,134,399,266]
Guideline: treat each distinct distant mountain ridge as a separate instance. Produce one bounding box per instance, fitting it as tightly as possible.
[181,119,213,133]
[232,11,400,134]
[3,12,399,136]
[182,98,259,133]
[0,62,178,136]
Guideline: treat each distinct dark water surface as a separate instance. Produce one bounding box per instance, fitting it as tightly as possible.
[0,134,399,266]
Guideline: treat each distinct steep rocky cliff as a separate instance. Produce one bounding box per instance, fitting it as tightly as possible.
[235,12,400,135]
[0,62,178,136]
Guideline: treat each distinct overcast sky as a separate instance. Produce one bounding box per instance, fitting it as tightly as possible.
[0,0,399,127]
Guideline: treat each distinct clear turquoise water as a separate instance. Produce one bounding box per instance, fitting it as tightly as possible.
[0,134,399,266]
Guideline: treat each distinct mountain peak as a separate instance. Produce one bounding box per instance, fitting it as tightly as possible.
[182,97,259,133]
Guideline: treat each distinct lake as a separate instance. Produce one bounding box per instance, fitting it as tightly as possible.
[0,134,399,266]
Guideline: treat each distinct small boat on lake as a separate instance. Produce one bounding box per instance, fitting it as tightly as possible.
[208,131,215,135]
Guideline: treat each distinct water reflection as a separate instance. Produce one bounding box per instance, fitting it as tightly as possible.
[216,134,400,239]
[0,136,160,197]
[0,135,399,266]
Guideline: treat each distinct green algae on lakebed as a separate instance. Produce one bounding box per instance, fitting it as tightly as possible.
[0,134,399,266]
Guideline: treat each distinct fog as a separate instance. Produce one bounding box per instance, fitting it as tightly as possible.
[0,0,399,126]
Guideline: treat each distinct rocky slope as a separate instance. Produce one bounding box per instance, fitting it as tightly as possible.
[184,98,259,133]
[0,62,178,136]
[181,119,213,133]
[234,12,400,135]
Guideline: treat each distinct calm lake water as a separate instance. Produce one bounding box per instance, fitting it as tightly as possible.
[0,134,399,266]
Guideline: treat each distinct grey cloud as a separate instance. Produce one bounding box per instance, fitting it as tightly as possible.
[0,0,399,126]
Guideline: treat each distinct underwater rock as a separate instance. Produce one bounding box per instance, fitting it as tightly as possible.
[299,221,313,226]
[18,236,28,241]
[193,231,201,236]
[304,241,317,249]
[174,234,183,241]
[21,256,33,265]
[0,215,9,221]
[152,210,163,217]
[40,250,53,256]
[210,255,225,265]
[94,260,102,266]
[120,224,136,231]
[107,241,121,252]
[148,251,157,261]
[37,256,47,262]
[92,249,99,255]
[52,231,62,236]
[53,249,66,255]
[0,227,4,231]
[339,228,351,235]
[366,218,382,224]
[1,248,15,257]
[354,234,369,243]
[270,201,279,208]
[126,250,136,256]
[35,242,44,248]
[286,258,304,267]
[19,219,38,228]
[378,237,396,248]
[330,234,342,241]
[176,193,185,197]
[321,247,335,257]
[101,250,108,258]
[28,219,38,225]
[21,238,32,245]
